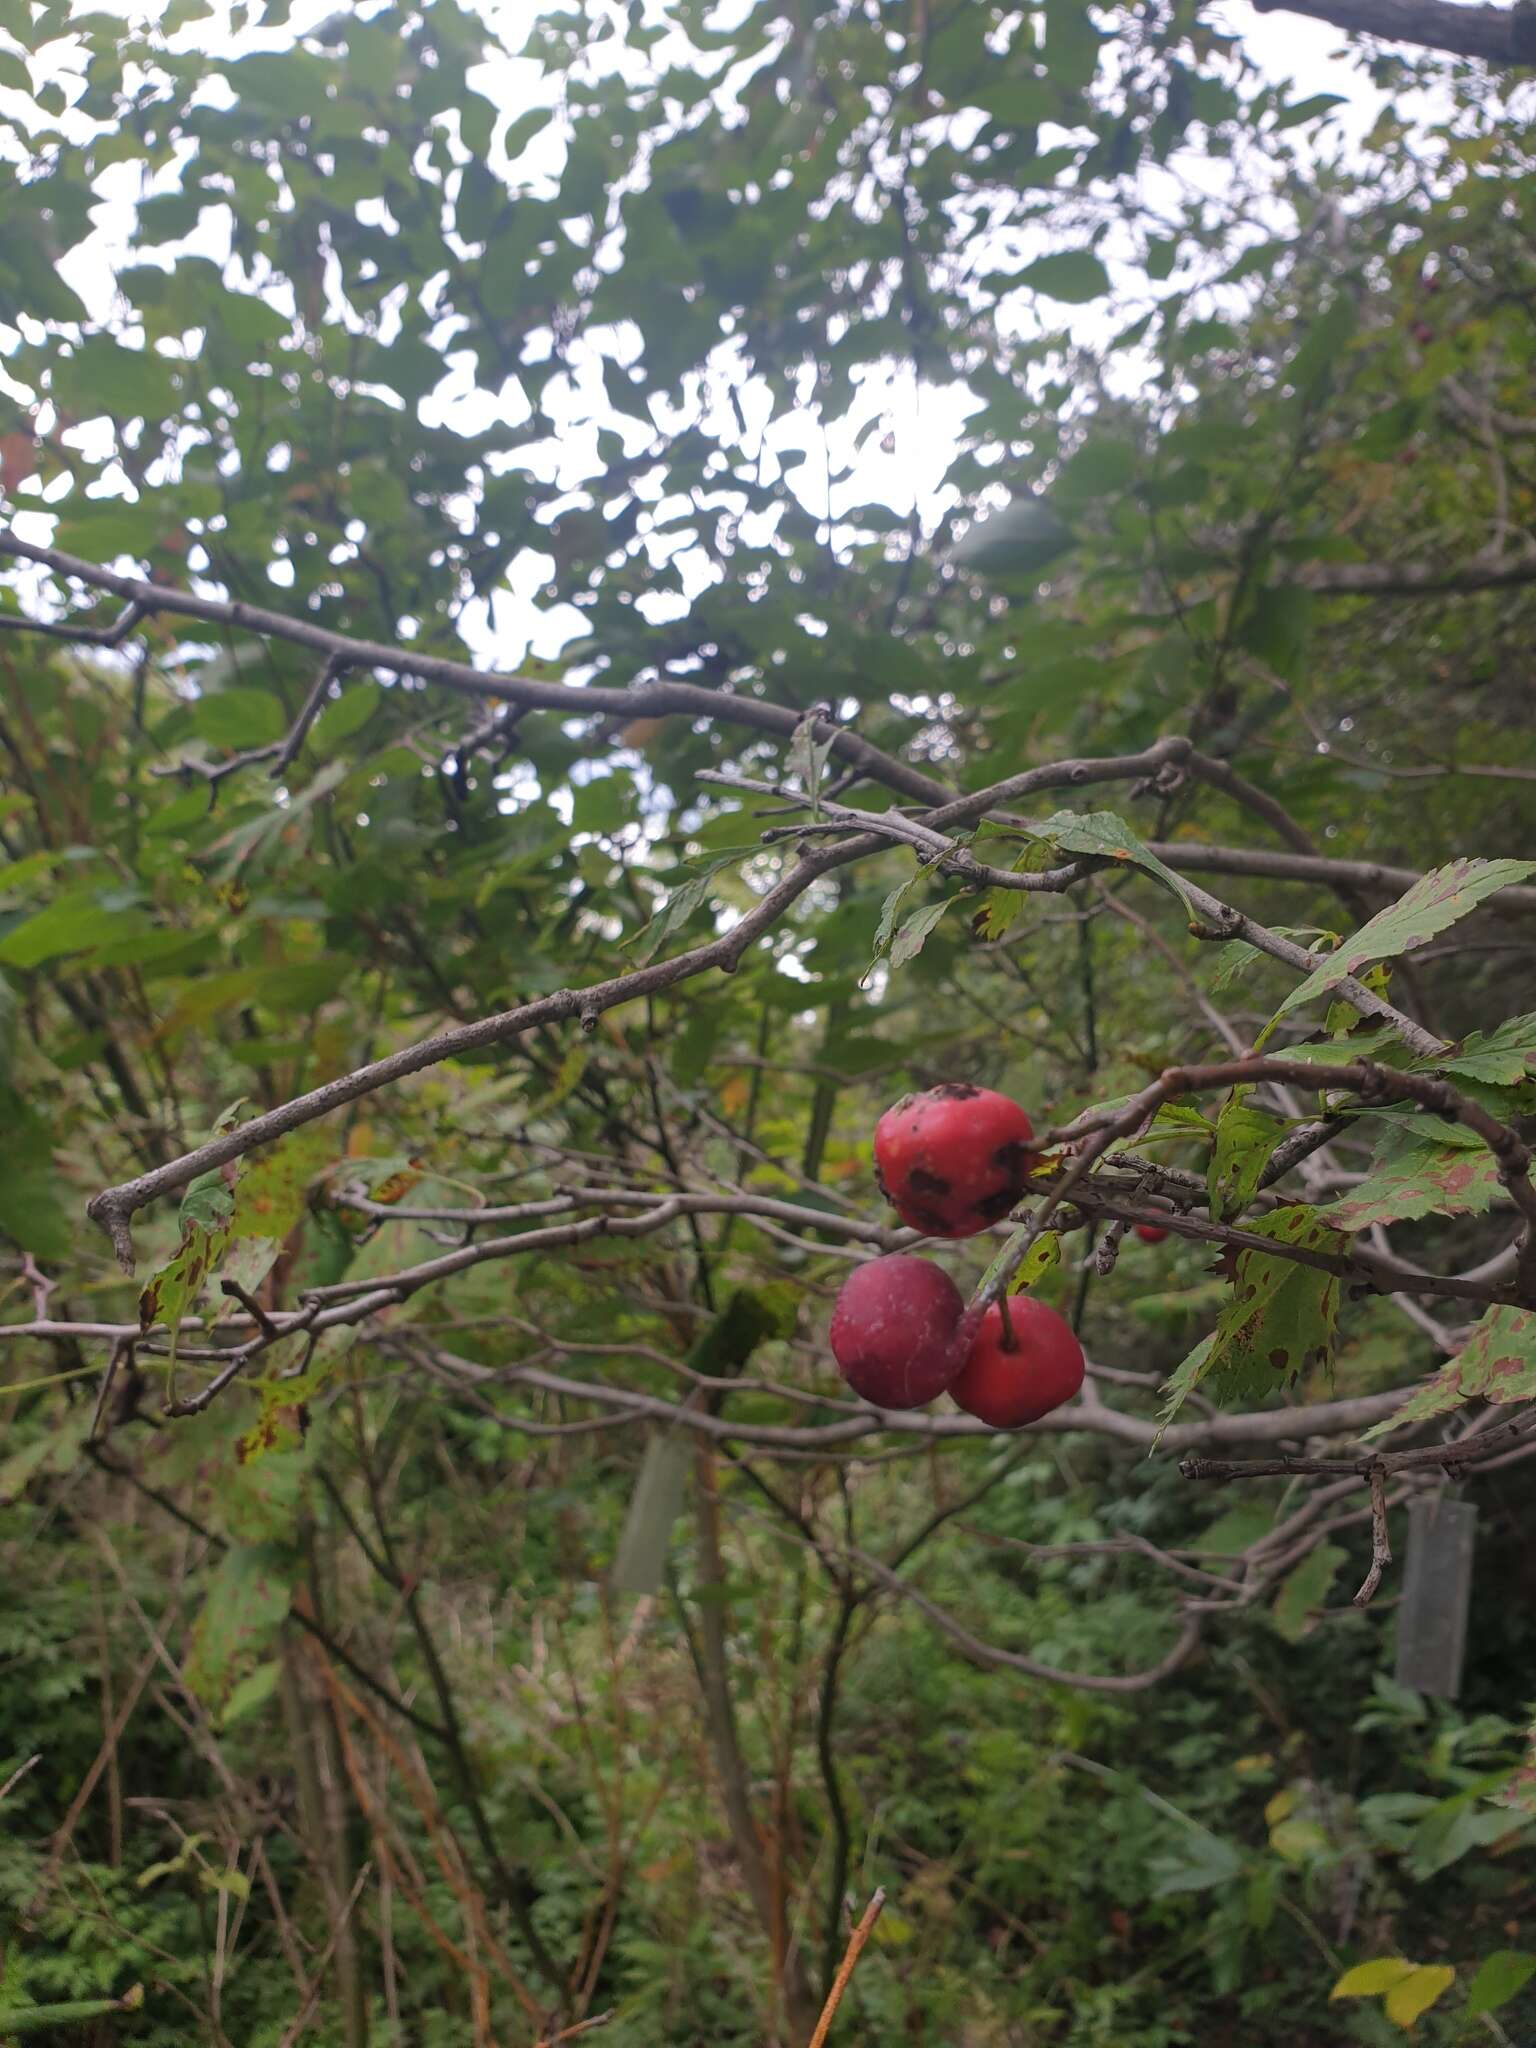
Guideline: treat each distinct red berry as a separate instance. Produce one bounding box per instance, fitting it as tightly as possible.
[1134,1223,1168,1244]
[949,1297,1084,1429]
[873,1083,1036,1238]
[829,1255,965,1410]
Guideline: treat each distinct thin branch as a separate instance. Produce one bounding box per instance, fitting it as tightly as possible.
[806,1889,886,2048]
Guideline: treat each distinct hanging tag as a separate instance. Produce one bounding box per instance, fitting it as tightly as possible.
[1395,1494,1477,1700]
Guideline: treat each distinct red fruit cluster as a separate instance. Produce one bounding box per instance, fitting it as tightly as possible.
[826,1085,1085,1430]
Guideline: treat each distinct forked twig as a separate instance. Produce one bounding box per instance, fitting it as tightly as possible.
[808,1887,886,2047]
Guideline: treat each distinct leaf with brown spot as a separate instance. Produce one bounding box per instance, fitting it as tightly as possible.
[1328,1142,1503,1232]
[1161,1205,1343,1422]
[1366,1306,1536,1437]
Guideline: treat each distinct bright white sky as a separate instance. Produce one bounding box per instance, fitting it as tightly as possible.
[0,1,1415,663]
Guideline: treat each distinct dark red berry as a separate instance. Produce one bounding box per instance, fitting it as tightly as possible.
[829,1255,966,1410]
[873,1084,1036,1239]
[949,1298,1084,1429]
[1134,1223,1169,1244]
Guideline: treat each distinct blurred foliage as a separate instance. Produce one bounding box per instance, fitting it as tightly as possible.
[1,0,1535,2041]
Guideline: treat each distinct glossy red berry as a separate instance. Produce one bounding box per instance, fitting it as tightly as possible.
[948,1297,1084,1429]
[873,1084,1036,1239]
[829,1255,966,1410]
[1134,1223,1169,1244]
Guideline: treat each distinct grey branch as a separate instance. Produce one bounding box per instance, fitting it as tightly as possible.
[1252,0,1536,66]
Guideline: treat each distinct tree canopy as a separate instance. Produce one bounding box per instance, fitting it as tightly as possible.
[2,0,1536,2042]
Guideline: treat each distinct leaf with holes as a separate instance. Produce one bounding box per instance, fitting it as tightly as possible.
[1025,810,1198,918]
[1267,860,1536,1030]
[1365,1307,1536,1437]
[1161,1206,1343,1421]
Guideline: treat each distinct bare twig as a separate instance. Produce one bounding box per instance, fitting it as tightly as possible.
[806,1888,886,2048]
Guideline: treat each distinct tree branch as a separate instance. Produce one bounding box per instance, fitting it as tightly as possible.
[1251,0,1536,66]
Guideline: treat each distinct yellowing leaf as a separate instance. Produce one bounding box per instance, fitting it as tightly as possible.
[1383,1963,1455,2028]
[1330,1958,1416,2000]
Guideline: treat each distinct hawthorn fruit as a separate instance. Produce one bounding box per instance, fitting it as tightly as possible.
[873,1083,1036,1238]
[948,1296,1084,1429]
[829,1254,966,1410]
[1134,1223,1169,1244]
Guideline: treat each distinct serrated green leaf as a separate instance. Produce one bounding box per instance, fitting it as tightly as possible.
[1435,1013,1536,1087]
[1208,1089,1286,1223]
[1267,859,1536,1032]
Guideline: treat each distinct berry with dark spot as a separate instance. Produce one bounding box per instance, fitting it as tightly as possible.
[873,1083,1036,1238]
[1134,1223,1169,1244]
[828,1255,966,1410]
[948,1297,1084,1429]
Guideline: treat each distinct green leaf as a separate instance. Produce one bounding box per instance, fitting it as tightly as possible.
[1272,1544,1345,1643]
[0,901,127,968]
[950,497,1075,580]
[1025,809,1198,919]
[1208,1089,1286,1223]
[1161,1206,1342,1421]
[1465,1951,1536,2019]
[191,689,287,750]
[1274,92,1347,128]
[310,682,381,749]
[1017,250,1111,303]
[625,850,752,965]
[1436,1012,1536,1086]
[183,1544,294,1711]
[1366,1306,1536,1437]
[787,707,837,815]
[1267,859,1536,1030]
[887,898,951,970]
